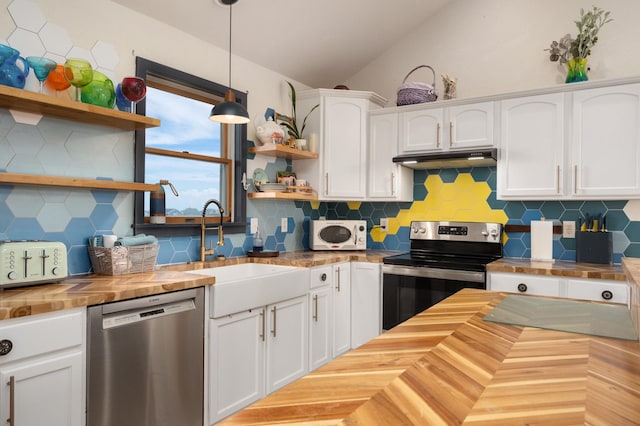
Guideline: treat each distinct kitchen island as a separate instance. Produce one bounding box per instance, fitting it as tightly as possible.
[219,287,640,425]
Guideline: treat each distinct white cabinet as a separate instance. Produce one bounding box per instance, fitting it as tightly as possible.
[350,262,381,349]
[0,308,85,426]
[566,278,630,305]
[398,101,495,154]
[498,93,566,198]
[309,265,332,371]
[488,272,563,297]
[498,82,640,200]
[571,84,640,198]
[295,89,387,201]
[368,112,413,201]
[209,295,308,423]
[488,272,630,305]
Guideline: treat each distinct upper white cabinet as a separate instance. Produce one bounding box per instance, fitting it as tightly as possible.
[398,101,495,154]
[295,89,387,201]
[498,82,640,200]
[498,93,566,198]
[368,111,413,201]
[572,84,640,198]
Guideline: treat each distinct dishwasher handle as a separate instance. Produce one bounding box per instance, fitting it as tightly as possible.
[100,288,200,314]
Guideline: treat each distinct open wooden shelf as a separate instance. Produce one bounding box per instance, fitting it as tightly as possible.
[0,172,160,192]
[249,143,318,160]
[248,191,317,201]
[0,85,160,130]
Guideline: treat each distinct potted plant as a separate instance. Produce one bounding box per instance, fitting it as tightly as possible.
[545,6,612,83]
[279,81,319,148]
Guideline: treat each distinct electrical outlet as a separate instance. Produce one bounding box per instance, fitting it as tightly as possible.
[380,218,388,232]
[250,217,258,234]
[562,220,576,238]
[281,217,288,233]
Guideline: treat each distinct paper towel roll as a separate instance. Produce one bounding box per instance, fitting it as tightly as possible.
[531,220,554,262]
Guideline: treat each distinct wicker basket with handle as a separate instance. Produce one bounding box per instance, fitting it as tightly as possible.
[396,65,439,106]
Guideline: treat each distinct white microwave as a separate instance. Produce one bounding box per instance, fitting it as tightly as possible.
[309,220,367,251]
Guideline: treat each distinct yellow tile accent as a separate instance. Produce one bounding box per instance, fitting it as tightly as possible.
[370,226,386,243]
[310,200,321,210]
[347,201,361,210]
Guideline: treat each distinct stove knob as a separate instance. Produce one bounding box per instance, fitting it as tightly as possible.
[490,228,499,237]
[418,227,426,234]
[481,230,489,236]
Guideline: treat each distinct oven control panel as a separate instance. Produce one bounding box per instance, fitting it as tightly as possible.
[410,221,502,243]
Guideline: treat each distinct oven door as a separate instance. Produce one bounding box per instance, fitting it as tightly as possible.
[382,264,485,330]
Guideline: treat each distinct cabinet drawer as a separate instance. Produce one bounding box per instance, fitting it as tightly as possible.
[489,273,562,297]
[567,279,629,304]
[309,265,332,289]
[0,308,84,364]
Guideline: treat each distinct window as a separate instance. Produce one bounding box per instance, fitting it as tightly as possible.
[133,58,247,236]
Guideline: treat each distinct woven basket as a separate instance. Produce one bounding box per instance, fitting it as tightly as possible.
[88,244,158,275]
[397,65,439,106]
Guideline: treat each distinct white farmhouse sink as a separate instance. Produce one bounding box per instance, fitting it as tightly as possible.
[187,263,310,318]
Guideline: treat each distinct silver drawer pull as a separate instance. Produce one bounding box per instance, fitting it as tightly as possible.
[601,290,613,301]
[517,283,528,293]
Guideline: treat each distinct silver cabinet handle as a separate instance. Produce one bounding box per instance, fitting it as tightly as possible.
[449,122,454,146]
[556,165,560,194]
[259,309,265,342]
[436,123,441,147]
[7,375,15,426]
[313,294,319,322]
[324,173,329,196]
[391,172,396,195]
[336,267,341,292]
[574,165,578,193]
[271,306,277,337]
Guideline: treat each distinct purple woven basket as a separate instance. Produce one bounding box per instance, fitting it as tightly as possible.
[397,65,439,106]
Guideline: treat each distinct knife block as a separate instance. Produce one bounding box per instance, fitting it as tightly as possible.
[576,231,613,264]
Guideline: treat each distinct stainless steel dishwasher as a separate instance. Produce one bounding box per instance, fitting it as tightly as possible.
[87,288,204,426]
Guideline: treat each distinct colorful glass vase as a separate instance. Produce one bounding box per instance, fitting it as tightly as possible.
[0,44,30,89]
[80,70,115,108]
[565,57,589,84]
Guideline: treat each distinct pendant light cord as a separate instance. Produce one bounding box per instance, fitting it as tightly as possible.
[228,2,232,89]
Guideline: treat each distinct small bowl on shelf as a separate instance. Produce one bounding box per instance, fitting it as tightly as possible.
[260,183,286,192]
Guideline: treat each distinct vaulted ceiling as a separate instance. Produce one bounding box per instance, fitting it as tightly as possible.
[112,0,451,88]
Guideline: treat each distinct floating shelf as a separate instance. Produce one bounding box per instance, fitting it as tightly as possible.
[248,191,317,201]
[0,85,160,130]
[0,172,160,192]
[249,144,318,160]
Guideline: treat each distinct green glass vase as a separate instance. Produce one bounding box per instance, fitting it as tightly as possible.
[565,58,589,83]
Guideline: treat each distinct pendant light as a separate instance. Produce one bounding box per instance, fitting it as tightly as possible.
[209,0,250,124]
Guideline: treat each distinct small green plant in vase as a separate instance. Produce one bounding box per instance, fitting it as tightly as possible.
[545,6,612,83]
[279,81,319,148]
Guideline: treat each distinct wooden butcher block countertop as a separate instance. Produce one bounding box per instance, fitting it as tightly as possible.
[0,250,394,320]
[219,288,640,426]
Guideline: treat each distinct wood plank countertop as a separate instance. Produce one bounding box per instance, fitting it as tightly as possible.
[487,258,627,281]
[219,288,640,425]
[0,250,395,320]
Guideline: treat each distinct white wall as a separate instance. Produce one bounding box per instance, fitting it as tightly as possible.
[1,0,309,141]
[346,0,639,103]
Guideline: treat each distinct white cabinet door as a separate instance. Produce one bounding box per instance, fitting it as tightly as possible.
[572,84,640,198]
[498,93,565,199]
[332,263,351,358]
[488,272,563,297]
[368,113,412,201]
[399,107,443,153]
[309,286,332,371]
[209,309,265,423]
[266,295,308,394]
[350,262,381,349]
[0,350,84,426]
[567,278,630,305]
[447,102,495,150]
[323,97,368,199]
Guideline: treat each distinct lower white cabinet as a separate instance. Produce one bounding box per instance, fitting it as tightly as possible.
[209,295,308,423]
[309,266,333,371]
[332,263,351,358]
[488,272,630,305]
[488,272,562,297]
[350,262,381,349]
[0,308,85,426]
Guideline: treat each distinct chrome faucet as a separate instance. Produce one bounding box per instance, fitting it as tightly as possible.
[201,199,225,261]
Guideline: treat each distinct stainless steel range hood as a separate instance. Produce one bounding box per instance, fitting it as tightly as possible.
[392,148,497,169]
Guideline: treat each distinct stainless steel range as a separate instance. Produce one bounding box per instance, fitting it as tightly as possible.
[382,221,503,330]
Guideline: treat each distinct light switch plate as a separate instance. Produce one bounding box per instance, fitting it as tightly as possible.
[281,217,288,233]
[250,217,258,234]
[380,218,388,232]
[562,220,576,238]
